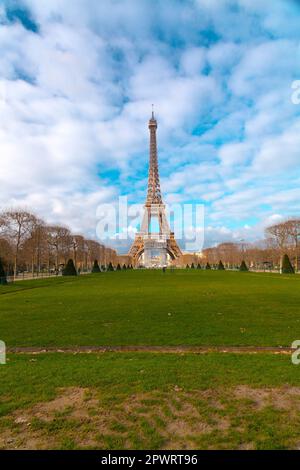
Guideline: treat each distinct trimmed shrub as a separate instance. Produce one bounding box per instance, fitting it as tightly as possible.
[0,257,7,285]
[197,263,201,269]
[186,264,190,269]
[190,263,195,269]
[218,260,225,270]
[122,264,127,270]
[282,254,294,274]
[62,259,77,276]
[205,262,211,270]
[92,260,101,273]
[239,260,248,272]
[107,262,114,271]
[116,264,122,271]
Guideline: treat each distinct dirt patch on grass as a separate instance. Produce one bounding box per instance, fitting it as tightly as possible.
[11,387,99,425]
[234,385,300,410]
[238,442,255,450]
[1,385,300,449]
[0,387,101,450]
[0,423,58,450]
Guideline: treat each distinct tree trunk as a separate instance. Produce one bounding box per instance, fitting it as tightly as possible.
[14,254,18,279]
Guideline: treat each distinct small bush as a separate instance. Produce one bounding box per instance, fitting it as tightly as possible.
[205,262,211,270]
[107,262,114,271]
[62,259,77,276]
[218,260,225,270]
[116,264,122,271]
[282,254,294,274]
[92,260,101,273]
[0,257,7,285]
[197,263,201,269]
[190,263,195,269]
[239,260,248,272]
[186,264,190,269]
[122,264,127,270]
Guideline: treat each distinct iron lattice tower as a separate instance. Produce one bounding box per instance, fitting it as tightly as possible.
[129,111,181,266]
[146,111,162,206]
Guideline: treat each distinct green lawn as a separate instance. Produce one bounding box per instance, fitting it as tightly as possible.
[1,270,300,347]
[1,352,300,450]
[2,270,300,449]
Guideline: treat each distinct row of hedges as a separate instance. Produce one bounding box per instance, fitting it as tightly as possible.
[62,259,134,276]
[186,260,249,271]
[0,254,296,281]
[0,256,135,281]
[186,254,295,273]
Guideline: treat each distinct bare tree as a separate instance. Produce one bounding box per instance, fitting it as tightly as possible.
[0,210,37,277]
[0,207,117,277]
[85,240,102,270]
[266,222,287,270]
[72,235,85,269]
[46,226,72,270]
[0,237,14,272]
[21,218,48,274]
[285,219,300,270]
[265,222,290,253]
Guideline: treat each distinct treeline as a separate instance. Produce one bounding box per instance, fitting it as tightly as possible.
[202,218,300,271]
[0,210,117,277]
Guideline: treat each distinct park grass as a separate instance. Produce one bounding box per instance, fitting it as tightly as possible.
[1,352,300,449]
[1,270,300,347]
[2,270,300,449]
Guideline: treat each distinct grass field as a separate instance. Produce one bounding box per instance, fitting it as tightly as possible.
[1,270,300,449]
[1,353,300,450]
[1,270,300,347]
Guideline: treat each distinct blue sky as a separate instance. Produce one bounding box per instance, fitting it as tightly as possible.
[1,0,300,251]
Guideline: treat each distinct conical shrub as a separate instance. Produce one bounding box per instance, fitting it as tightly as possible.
[107,262,114,271]
[92,260,101,273]
[191,263,195,269]
[205,262,211,270]
[282,254,294,274]
[218,260,225,270]
[62,259,77,276]
[239,260,248,272]
[0,257,7,285]
[123,264,127,270]
[116,263,121,271]
[197,263,201,269]
[186,264,190,269]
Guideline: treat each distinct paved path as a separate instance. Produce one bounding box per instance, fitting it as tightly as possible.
[7,345,293,354]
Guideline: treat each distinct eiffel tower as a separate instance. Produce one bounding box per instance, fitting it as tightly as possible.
[129,110,181,267]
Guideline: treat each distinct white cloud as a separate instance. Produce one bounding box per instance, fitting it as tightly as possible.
[219,141,253,167]
[180,47,206,76]
[253,120,300,174]
[229,39,300,98]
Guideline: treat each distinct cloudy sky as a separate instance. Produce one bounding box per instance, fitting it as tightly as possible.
[1,0,300,252]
